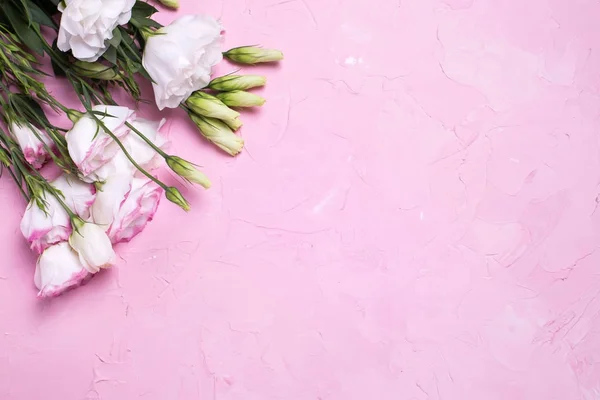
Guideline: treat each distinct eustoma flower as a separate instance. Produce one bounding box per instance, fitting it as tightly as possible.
[69,218,115,273]
[34,242,90,298]
[67,110,168,243]
[142,15,223,110]
[21,193,70,254]
[20,175,95,254]
[66,105,136,178]
[106,177,163,244]
[9,122,52,169]
[1,0,283,298]
[57,0,136,62]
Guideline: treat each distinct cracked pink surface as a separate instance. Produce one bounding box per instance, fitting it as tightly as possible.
[1,0,600,398]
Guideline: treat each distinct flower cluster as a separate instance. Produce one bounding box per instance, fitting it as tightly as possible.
[0,0,282,297]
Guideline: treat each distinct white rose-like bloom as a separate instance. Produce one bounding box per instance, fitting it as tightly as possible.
[69,219,115,273]
[21,195,71,255]
[20,176,96,254]
[34,242,90,298]
[57,0,135,62]
[126,118,168,170]
[66,105,135,177]
[143,15,223,110]
[9,122,53,169]
[52,174,96,220]
[90,117,166,227]
[91,174,133,227]
[107,177,163,244]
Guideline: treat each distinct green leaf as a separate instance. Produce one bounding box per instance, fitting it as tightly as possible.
[28,1,56,28]
[14,0,32,25]
[103,45,117,64]
[132,1,158,18]
[80,84,92,108]
[1,2,45,54]
[107,26,122,47]
[10,94,51,127]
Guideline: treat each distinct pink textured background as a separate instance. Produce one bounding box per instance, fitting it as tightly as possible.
[2,0,600,398]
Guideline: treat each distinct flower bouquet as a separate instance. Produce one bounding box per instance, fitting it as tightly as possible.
[0,0,283,297]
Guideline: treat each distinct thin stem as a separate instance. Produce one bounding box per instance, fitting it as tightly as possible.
[124,121,168,158]
[7,167,29,201]
[93,116,166,189]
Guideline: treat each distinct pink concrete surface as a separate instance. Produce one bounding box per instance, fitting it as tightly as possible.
[1,0,600,398]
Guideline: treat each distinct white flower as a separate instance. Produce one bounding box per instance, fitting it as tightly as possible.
[57,0,135,62]
[69,218,115,273]
[9,122,52,169]
[52,174,96,219]
[20,175,95,254]
[143,15,223,110]
[21,194,71,255]
[34,242,90,298]
[107,177,163,244]
[91,174,133,227]
[126,118,168,170]
[66,105,135,177]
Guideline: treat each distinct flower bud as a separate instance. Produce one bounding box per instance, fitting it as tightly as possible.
[9,122,52,169]
[66,109,84,123]
[158,0,179,8]
[208,75,266,91]
[190,114,244,156]
[74,61,121,80]
[216,90,266,107]
[166,156,212,188]
[224,46,284,64]
[165,186,190,211]
[186,92,242,130]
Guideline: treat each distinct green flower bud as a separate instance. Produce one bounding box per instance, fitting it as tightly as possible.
[158,0,179,8]
[216,90,266,107]
[186,92,242,130]
[208,75,266,91]
[66,109,84,123]
[166,156,211,188]
[74,61,121,81]
[224,46,284,64]
[165,186,190,211]
[190,114,244,156]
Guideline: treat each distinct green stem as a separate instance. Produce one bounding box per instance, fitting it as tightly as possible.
[93,116,167,190]
[124,121,168,158]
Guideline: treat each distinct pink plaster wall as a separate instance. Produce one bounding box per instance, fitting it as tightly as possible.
[1,0,600,398]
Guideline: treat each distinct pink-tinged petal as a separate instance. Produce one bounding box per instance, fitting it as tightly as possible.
[10,123,53,170]
[21,196,72,255]
[108,176,163,244]
[66,106,135,178]
[35,242,91,298]
[91,174,133,227]
[126,118,167,169]
[51,174,96,219]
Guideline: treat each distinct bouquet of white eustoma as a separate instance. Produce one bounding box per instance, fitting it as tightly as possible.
[0,0,283,297]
